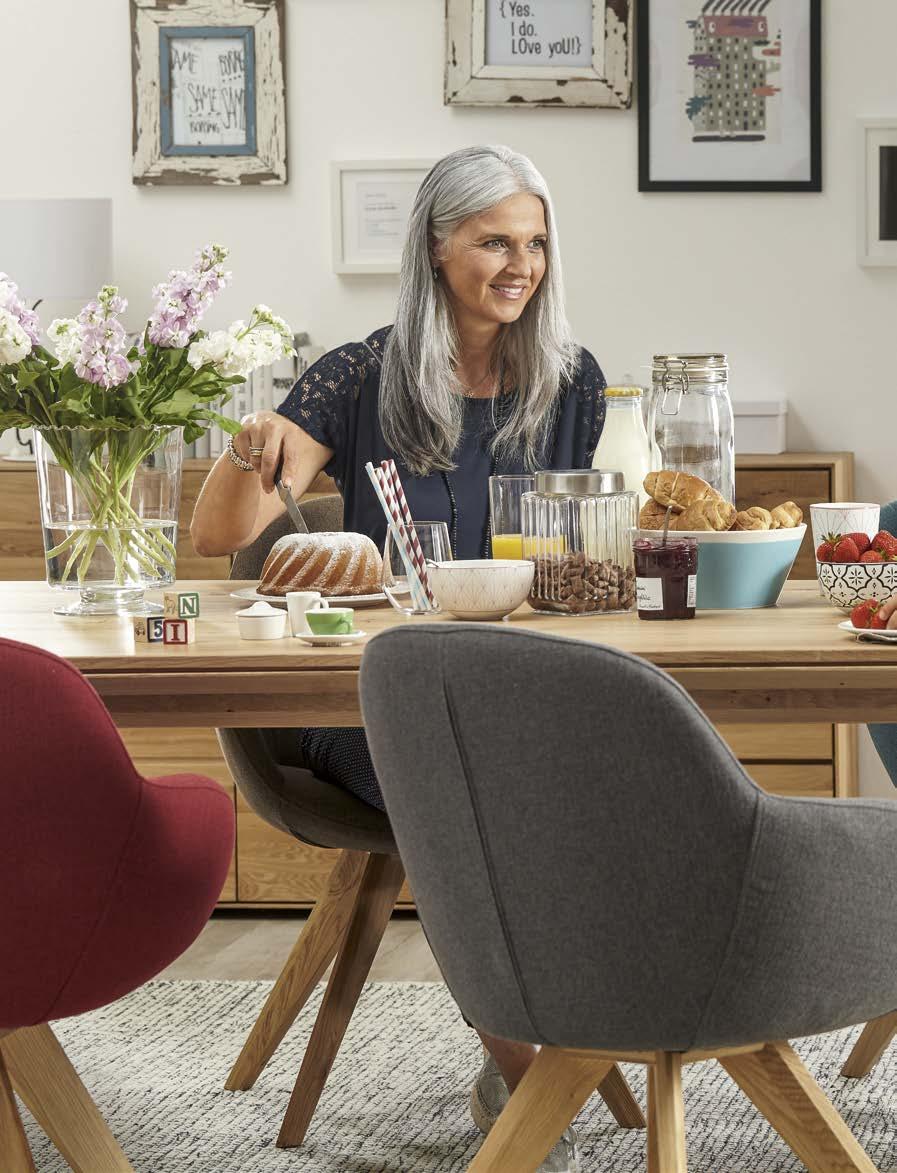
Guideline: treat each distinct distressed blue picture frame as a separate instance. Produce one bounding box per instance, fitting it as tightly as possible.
[159,25,257,157]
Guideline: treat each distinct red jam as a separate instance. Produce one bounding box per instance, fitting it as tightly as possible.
[633,536,698,621]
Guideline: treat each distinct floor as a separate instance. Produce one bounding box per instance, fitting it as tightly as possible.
[159,911,442,981]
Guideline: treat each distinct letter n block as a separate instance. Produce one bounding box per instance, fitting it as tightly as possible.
[164,590,200,619]
[134,616,165,643]
[162,618,196,645]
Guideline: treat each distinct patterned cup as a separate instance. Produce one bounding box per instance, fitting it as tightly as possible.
[810,503,880,552]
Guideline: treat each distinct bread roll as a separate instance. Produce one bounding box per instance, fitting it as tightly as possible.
[643,470,723,512]
[672,499,737,532]
[639,499,671,530]
[769,501,803,529]
[734,507,773,532]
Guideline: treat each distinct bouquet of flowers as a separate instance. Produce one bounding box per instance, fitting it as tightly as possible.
[0,244,293,593]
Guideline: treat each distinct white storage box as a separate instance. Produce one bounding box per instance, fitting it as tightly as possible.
[733,399,787,455]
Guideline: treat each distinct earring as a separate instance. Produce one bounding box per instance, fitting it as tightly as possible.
[432,266,439,280]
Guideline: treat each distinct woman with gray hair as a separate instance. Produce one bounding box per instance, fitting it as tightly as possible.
[192,144,613,1170]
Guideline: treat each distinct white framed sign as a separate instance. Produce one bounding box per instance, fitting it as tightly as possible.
[331,160,433,275]
[130,0,286,186]
[858,119,897,267]
[445,0,633,108]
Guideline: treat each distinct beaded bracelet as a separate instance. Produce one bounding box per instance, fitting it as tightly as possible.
[226,435,254,472]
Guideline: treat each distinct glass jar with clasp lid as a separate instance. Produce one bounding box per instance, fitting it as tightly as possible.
[647,354,735,503]
[521,469,638,615]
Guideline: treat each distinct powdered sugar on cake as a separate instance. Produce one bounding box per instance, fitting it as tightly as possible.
[258,532,383,597]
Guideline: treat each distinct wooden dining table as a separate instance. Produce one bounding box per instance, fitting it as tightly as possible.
[4,579,897,738]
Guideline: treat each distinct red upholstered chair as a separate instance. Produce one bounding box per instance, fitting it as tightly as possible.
[0,636,235,1172]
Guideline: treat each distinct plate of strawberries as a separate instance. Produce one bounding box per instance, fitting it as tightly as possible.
[839,598,897,639]
[816,530,897,611]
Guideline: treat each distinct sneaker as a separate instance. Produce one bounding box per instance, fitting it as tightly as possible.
[471,1052,580,1172]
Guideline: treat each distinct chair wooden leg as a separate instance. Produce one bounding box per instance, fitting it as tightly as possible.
[841,1012,897,1079]
[0,1042,36,1173]
[469,1047,613,1172]
[277,852,406,1148]
[597,1062,647,1128]
[721,1041,877,1173]
[226,848,368,1091]
[2,1024,132,1172]
[649,1053,687,1173]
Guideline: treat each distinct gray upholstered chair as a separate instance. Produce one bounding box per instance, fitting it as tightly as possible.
[360,624,897,1172]
[218,501,642,1146]
[218,495,405,1149]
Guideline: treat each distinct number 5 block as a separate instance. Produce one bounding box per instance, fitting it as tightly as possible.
[133,616,165,643]
[163,590,200,619]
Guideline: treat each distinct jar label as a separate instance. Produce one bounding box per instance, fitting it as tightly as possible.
[687,574,697,608]
[636,577,664,611]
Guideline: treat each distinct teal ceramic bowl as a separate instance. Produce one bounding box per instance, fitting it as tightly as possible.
[669,524,807,610]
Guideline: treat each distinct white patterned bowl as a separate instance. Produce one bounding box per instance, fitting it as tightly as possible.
[817,560,897,611]
[428,560,535,621]
[810,503,880,552]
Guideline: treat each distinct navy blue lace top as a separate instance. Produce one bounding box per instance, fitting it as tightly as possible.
[276,326,606,560]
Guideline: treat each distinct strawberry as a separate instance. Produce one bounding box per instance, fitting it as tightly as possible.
[832,536,860,563]
[846,532,872,555]
[816,540,834,563]
[851,599,880,629]
[872,530,897,558]
[860,550,885,563]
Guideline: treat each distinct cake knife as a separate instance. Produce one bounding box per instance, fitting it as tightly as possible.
[273,455,306,534]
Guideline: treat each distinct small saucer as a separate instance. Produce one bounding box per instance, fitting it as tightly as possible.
[295,630,368,647]
[838,620,897,642]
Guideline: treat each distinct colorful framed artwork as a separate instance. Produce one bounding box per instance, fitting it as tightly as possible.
[858,120,897,267]
[130,0,286,186]
[445,0,633,109]
[638,0,821,192]
[331,160,434,275]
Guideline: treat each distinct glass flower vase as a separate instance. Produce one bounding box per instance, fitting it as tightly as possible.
[34,426,183,617]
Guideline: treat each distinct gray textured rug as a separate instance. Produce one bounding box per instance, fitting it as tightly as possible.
[20,981,897,1171]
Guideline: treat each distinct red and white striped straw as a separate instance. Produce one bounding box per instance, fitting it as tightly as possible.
[381,459,436,606]
[374,465,435,608]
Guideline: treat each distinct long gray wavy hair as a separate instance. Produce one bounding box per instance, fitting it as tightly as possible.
[380,144,578,476]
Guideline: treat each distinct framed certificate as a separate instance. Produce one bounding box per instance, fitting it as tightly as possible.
[858,120,897,267]
[331,160,434,275]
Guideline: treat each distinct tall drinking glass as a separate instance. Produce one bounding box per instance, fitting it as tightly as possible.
[382,521,453,615]
[488,475,535,560]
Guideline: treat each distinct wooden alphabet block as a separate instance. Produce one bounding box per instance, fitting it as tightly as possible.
[133,616,165,643]
[163,590,200,619]
[162,617,196,645]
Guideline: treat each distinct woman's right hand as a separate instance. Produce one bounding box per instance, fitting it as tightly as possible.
[234,411,306,493]
[876,594,897,630]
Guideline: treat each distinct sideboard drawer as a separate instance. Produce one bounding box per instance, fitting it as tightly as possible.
[716,723,832,761]
[749,763,835,799]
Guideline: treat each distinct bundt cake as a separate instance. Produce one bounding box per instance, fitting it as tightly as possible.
[258,532,383,597]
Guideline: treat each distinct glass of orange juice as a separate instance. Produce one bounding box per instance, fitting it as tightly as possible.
[489,475,534,560]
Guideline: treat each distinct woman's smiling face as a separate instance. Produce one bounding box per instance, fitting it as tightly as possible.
[434,193,548,329]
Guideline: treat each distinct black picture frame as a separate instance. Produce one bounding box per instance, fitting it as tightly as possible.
[637,0,821,193]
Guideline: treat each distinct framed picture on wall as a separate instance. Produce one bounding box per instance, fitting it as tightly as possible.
[638,0,821,192]
[445,0,633,108]
[130,0,286,186]
[331,160,433,275]
[858,120,897,267]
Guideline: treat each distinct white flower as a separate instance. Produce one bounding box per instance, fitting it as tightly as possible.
[47,318,83,366]
[0,306,32,363]
[188,315,295,380]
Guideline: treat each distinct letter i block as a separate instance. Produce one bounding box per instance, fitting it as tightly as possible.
[133,616,165,643]
[163,618,197,646]
[164,590,200,619]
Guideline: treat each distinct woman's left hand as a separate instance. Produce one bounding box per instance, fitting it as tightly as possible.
[876,594,897,629]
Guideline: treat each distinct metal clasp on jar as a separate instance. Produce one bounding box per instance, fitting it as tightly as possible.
[660,357,689,416]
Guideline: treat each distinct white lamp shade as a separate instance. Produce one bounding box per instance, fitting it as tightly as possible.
[0,199,112,302]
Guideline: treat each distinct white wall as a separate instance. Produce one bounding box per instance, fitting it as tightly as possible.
[2,0,896,794]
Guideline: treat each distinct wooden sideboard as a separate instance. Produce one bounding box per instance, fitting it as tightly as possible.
[0,452,857,908]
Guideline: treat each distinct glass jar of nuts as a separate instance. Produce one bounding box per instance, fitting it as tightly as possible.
[521,470,638,615]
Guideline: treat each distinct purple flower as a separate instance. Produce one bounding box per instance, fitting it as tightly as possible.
[147,244,232,348]
[0,272,41,347]
[73,286,138,389]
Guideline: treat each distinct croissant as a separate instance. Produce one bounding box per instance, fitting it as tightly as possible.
[639,499,671,530]
[672,498,737,532]
[643,470,723,513]
[734,507,773,532]
[769,501,803,529]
